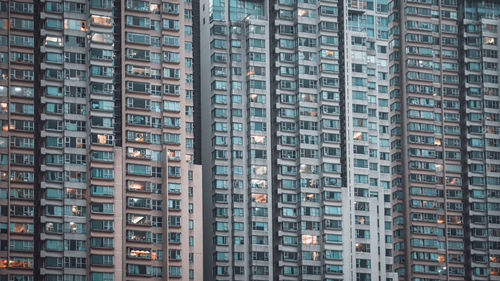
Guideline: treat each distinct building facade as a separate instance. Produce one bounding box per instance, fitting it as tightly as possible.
[200,1,274,279]
[462,2,500,278]
[0,0,203,280]
[201,0,396,280]
[389,0,500,280]
[344,1,395,280]
[201,0,500,281]
[0,0,36,280]
[0,0,499,281]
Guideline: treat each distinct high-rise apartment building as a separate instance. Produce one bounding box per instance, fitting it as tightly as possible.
[0,0,36,280]
[0,1,203,281]
[390,0,500,280]
[201,0,500,281]
[120,0,202,280]
[200,0,396,280]
[461,2,500,279]
[201,1,275,279]
[345,1,395,280]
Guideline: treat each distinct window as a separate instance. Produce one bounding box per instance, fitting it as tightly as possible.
[126,15,149,28]
[91,255,114,266]
[163,19,179,30]
[163,35,179,46]
[169,266,181,277]
[127,264,151,276]
[91,273,113,281]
